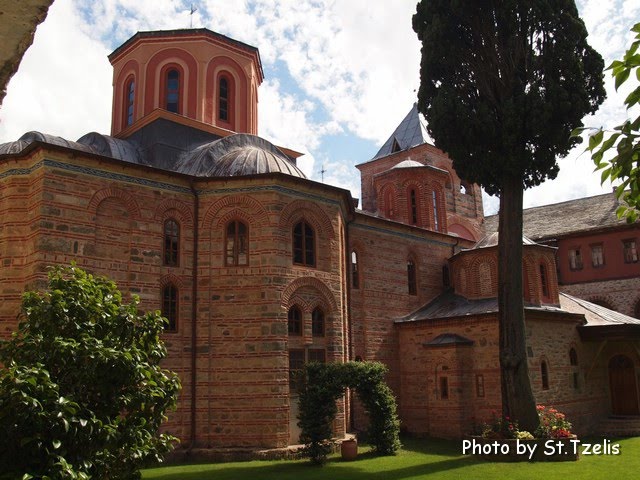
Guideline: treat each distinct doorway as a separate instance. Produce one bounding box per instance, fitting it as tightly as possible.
[609,354,640,415]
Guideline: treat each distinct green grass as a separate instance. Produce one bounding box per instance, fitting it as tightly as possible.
[143,436,640,480]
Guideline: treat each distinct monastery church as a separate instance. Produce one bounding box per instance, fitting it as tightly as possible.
[1,28,639,451]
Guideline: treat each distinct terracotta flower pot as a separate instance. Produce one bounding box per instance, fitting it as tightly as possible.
[341,438,358,461]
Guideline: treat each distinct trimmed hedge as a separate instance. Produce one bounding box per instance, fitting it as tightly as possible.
[297,361,401,465]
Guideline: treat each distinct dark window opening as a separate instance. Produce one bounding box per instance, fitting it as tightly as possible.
[569,248,583,270]
[569,348,578,366]
[163,219,179,266]
[288,306,302,336]
[541,361,549,390]
[125,78,135,126]
[219,76,229,121]
[440,376,449,399]
[407,259,417,295]
[540,263,549,298]
[312,307,325,337]
[410,189,418,224]
[351,251,359,289]
[476,374,485,397]
[293,221,315,267]
[162,284,178,332]
[226,220,248,266]
[432,190,439,231]
[308,348,326,363]
[166,69,180,113]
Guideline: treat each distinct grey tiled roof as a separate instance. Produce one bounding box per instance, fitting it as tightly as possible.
[371,104,431,160]
[484,192,632,240]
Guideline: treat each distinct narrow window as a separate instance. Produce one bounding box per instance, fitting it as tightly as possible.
[219,76,229,121]
[569,348,578,366]
[161,284,178,332]
[440,377,449,399]
[226,220,248,266]
[539,263,548,298]
[568,248,583,270]
[591,244,604,267]
[475,374,485,397]
[384,188,394,219]
[409,188,418,224]
[351,250,359,289]
[623,240,638,263]
[312,307,325,337]
[166,68,180,113]
[432,190,439,231]
[573,372,579,390]
[288,349,305,390]
[288,306,302,336]
[125,78,135,126]
[407,259,417,295]
[541,360,549,390]
[308,348,326,363]
[293,221,315,267]
[163,219,179,266]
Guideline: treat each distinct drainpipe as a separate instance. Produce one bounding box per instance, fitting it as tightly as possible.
[189,181,199,451]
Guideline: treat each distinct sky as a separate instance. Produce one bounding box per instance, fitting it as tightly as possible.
[1,0,639,215]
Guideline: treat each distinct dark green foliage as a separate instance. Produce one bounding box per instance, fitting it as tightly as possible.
[412,0,605,434]
[0,265,181,480]
[297,361,401,465]
[576,22,640,222]
[413,0,605,195]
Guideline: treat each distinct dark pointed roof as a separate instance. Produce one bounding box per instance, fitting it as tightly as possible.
[371,104,431,160]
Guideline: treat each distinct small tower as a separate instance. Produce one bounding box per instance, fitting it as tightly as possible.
[108,29,263,137]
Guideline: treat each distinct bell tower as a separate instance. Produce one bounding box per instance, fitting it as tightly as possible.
[108,29,263,137]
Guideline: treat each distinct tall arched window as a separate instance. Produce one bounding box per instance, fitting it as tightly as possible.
[162,283,178,332]
[124,77,135,127]
[569,348,578,366]
[226,220,248,266]
[288,306,302,336]
[409,188,418,225]
[166,68,180,113]
[383,188,395,219]
[541,360,550,390]
[163,219,180,266]
[432,190,440,231]
[407,259,417,295]
[351,250,359,289]
[293,220,315,267]
[312,307,325,337]
[219,76,229,121]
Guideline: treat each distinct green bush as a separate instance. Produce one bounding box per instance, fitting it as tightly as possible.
[297,361,401,465]
[0,265,181,479]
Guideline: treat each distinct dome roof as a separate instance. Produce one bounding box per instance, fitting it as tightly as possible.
[392,159,424,169]
[0,131,95,156]
[77,132,144,165]
[176,134,306,178]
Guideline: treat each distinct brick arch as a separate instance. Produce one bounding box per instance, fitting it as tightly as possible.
[281,277,338,312]
[538,255,556,301]
[144,48,198,118]
[88,187,141,219]
[377,182,397,218]
[216,209,254,230]
[279,200,335,239]
[287,295,311,314]
[154,199,194,227]
[202,194,268,230]
[159,273,185,289]
[448,218,478,241]
[204,56,249,131]
[471,254,497,297]
[113,59,140,134]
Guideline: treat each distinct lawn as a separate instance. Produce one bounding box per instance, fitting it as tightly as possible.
[143,436,640,480]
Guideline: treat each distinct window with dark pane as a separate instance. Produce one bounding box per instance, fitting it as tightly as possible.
[432,190,439,231]
[407,259,417,295]
[293,220,315,267]
[219,76,229,121]
[289,349,305,390]
[125,78,135,126]
[440,377,449,399]
[569,348,578,366]
[541,361,549,390]
[539,263,548,298]
[312,307,324,337]
[166,69,180,113]
[288,306,302,336]
[226,220,248,266]
[162,284,178,332]
[308,348,326,363]
[409,188,418,224]
[163,219,179,266]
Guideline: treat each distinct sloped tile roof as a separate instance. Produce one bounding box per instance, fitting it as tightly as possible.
[371,104,431,160]
[484,192,631,240]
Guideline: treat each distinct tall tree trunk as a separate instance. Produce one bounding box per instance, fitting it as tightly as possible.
[498,175,538,433]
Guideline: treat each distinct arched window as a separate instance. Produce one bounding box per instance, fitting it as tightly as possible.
[219,76,229,121]
[312,307,325,337]
[569,348,578,366]
[163,219,179,267]
[166,68,180,113]
[226,220,248,266]
[162,283,178,332]
[540,263,549,298]
[541,360,549,390]
[432,190,440,231]
[409,188,418,225]
[124,77,135,127]
[407,259,417,295]
[288,306,302,336]
[351,250,359,289]
[293,220,315,267]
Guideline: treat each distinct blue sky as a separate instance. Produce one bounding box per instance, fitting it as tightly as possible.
[1,0,639,215]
